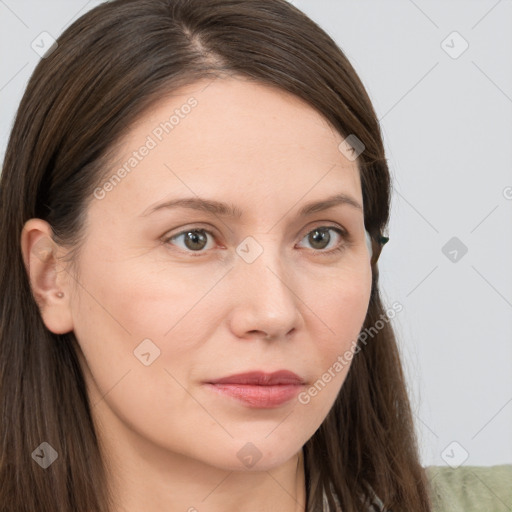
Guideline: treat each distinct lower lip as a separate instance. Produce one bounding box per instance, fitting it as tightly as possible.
[205,383,303,408]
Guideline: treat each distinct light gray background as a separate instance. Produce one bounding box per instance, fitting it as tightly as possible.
[1,0,511,468]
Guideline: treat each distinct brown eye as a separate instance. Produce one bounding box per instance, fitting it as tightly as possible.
[307,227,331,250]
[297,226,347,255]
[166,229,214,252]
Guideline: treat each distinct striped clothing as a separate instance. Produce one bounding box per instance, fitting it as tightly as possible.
[322,488,387,511]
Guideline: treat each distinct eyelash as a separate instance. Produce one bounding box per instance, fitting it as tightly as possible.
[161,224,350,257]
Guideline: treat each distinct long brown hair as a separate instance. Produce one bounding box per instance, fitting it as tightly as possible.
[0,1,432,510]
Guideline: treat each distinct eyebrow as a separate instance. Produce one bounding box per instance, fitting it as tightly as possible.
[140,193,363,218]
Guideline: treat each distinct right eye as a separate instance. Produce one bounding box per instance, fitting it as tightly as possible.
[162,228,217,254]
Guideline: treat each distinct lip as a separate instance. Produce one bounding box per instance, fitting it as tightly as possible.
[204,370,305,408]
[207,370,305,386]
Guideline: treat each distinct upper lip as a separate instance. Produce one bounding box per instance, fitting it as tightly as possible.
[206,370,305,386]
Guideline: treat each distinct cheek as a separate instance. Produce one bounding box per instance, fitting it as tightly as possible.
[299,265,372,403]
[71,246,217,338]
[312,262,372,343]
[69,250,229,406]
[69,255,224,451]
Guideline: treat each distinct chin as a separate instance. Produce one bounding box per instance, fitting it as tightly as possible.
[196,438,303,473]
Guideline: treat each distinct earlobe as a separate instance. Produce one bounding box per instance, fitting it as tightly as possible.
[20,218,74,335]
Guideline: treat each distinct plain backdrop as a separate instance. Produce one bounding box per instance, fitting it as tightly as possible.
[1,0,511,467]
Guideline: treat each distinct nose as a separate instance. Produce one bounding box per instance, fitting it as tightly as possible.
[226,236,303,342]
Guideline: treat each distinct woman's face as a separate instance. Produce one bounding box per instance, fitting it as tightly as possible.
[56,77,372,471]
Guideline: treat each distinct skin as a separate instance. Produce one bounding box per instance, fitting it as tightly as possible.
[21,76,372,512]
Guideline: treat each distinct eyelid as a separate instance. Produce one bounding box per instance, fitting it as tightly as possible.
[296,221,348,240]
[164,223,219,238]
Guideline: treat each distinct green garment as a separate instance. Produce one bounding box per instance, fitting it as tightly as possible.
[426,465,512,512]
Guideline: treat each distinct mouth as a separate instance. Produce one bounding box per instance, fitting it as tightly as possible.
[204,370,306,408]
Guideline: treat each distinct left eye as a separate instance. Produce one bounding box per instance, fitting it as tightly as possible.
[297,226,346,253]
[163,226,347,255]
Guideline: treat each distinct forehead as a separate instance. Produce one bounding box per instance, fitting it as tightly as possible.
[93,77,363,221]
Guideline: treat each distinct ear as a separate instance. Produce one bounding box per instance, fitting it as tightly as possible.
[20,218,74,334]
